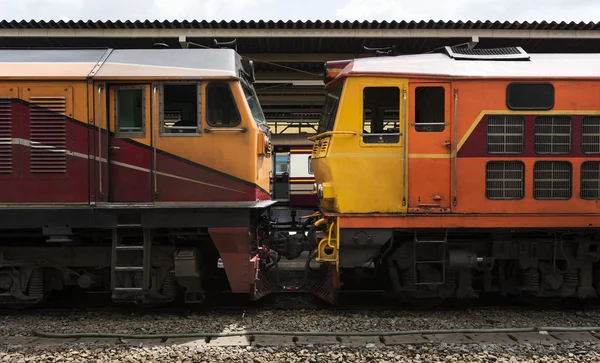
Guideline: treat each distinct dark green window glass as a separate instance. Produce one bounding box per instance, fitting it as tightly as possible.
[117,89,143,132]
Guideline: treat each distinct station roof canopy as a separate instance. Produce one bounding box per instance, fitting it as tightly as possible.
[2,19,600,134]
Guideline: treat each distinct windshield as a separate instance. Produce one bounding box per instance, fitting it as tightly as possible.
[317,82,343,134]
[242,83,267,125]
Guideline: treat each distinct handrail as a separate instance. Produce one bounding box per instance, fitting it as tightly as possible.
[204,127,247,133]
[307,131,356,141]
[97,85,103,196]
[153,85,158,196]
[410,122,449,126]
[360,132,403,137]
[453,89,458,206]
[402,88,408,207]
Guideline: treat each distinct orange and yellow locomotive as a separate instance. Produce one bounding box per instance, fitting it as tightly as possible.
[309,47,600,305]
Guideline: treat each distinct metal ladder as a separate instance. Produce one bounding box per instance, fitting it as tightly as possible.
[413,230,447,285]
[110,226,152,293]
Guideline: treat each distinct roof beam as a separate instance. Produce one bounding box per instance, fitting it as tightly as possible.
[2,28,600,39]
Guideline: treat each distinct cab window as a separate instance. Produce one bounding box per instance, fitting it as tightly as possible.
[318,82,343,134]
[362,87,400,144]
[206,82,241,127]
[414,86,445,132]
[115,87,145,137]
[160,83,200,135]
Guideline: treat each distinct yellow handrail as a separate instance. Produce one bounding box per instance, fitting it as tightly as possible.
[307,131,357,141]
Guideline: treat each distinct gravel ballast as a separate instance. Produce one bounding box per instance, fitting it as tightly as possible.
[3,307,600,362]
[1,307,600,337]
[2,341,600,362]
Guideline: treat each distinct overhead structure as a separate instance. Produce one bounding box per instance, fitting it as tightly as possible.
[1,19,600,134]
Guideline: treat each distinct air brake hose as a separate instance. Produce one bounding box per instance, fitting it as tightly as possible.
[31,326,600,339]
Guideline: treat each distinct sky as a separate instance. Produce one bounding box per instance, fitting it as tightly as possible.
[0,0,598,22]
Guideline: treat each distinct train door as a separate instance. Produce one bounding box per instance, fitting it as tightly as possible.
[272,152,290,201]
[107,84,154,202]
[408,82,453,211]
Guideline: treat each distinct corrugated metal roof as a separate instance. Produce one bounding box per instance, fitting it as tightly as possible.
[1,19,600,31]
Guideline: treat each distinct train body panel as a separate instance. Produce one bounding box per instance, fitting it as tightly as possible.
[307,48,600,304]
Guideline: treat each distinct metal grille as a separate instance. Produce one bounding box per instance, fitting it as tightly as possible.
[485,161,524,200]
[581,162,600,200]
[486,115,525,154]
[443,46,530,60]
[582,116,600,154]
[0,98,11,174]
[533,161,572,200]
[29,96,67,174]
[534,116,572,154]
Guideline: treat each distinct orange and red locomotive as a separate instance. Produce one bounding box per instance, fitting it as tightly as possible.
[0,48,277,306]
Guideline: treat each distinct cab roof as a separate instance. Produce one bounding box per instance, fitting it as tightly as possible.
[0,48,244,80]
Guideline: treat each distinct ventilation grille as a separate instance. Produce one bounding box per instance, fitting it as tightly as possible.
[582,116,600,154]
[486,115,525,154]
[29,96,67,174]
[0,98,12,174]
[581,162,600,200]
[534,116,572,154]
[534,161,572,200]
[320,139,329,152]
[486,161,524,200]
[442,46,530,60]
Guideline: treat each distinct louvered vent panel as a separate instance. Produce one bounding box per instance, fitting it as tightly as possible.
[582,116,600,154]
[486,115,525,154]
[533,161,572,200]
[29,96,67,174]
[0,98,12,174]
[485,161,524,200]
[320,139,329,152]
[534,116,572,154]
[581,162,600,200]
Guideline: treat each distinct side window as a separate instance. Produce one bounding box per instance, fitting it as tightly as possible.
[308,156,313,175]
[275,154,289,174]
[206,82,241,127]
[161,83,200,135]
[362,87,400,144]
[506,82,554,110]
[414,86,445,132]
[116,87,144,136]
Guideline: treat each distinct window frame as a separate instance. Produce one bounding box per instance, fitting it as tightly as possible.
[485,160,526,200]
[360,85,402,147]
[506,82,554,111]
[308,155,313,175]
[317,83,343,134]
[205,81,242,128]
[533,160,572,200]
[413,86,447,133]
[114,85,146,139]
[158,81,202,137]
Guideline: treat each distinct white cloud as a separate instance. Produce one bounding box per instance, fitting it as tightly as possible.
[0,0,276,21]
[335,0,600,22]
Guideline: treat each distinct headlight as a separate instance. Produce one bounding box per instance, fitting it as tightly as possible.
[317,184,324,199]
